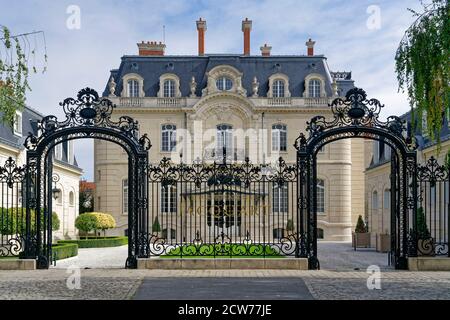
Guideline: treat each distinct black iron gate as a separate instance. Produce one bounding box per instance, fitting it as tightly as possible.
[21,88,151,269]
[294,88,418,270]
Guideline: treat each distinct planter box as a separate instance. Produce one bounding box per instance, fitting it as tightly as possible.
[376,234,390,252]
[352,232,371,249]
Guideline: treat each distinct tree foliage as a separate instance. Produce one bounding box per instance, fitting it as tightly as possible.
[355,215,367,233]
[0,26,47,124]
[395,0,450,146]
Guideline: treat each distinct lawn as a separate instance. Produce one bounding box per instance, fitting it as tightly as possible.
[160,243,284,258]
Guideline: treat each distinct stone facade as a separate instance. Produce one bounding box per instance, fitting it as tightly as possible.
[95,19,364,242]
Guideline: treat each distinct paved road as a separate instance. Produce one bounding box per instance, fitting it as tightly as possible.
[1,269,450,300]
[51,241,390,271]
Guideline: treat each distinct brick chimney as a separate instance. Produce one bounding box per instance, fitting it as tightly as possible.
[260,44,272,57]
[137,41,166,56]
[196,18,207,56]
[305,38,315,56]
[242,18,252,56]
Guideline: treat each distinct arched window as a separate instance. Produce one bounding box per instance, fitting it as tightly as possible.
[122,179,128,214]
[272,80,285,98]
[317,179,325,213]
[163,79,175,97]
[272,124,287,152]
[272,184,288,213]
[127,79,139,97]
[309,79,321,97]
[69,191,75,206]
[216,124,233,156]
[161,185,177,213]
[384,189,390,209]
[161,124,176,152]
[216,77,233,91]
[372,190,379,212]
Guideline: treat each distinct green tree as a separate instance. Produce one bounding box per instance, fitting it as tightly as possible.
[0,26,47,124]
[286,219,294,232]
[75,213,98,239]
[395,0,449,147]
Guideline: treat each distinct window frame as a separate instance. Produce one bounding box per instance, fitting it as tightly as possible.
[161,124,177,152]
[271,124,287,152]
[272,79,285,98]
[216,77,233,91]
[272,184,288,214]
[127,79,139,97]
[309,79,321,98]
[13,111,22,136]
[317,179,325,213]
[161,184,177,213]
[163,79,176,97]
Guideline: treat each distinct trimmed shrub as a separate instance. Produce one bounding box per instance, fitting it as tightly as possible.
[355,215,367,233]
[75,213,98,237]
[75,212,116,237]
[416,207,431,239]
[52,243,78,260]
[152,216,161,233]
[58,236,128,248]
[0,208,59,235]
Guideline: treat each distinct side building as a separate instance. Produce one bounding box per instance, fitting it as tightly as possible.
[366,111,450,249]
[0,106,83,239]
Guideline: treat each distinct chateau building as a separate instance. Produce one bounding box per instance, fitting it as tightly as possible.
[96,18,365,241]
[0,105,82,239]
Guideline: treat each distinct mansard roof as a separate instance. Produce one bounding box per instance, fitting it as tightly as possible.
[103,54,354,98]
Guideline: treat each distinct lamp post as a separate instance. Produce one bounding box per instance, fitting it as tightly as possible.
[52,173,61,200]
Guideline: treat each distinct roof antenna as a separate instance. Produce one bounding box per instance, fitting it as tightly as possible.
[163,25,165,43]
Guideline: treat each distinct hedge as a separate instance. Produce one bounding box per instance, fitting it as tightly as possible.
[57,236,128,248]
[0,208,60,235]
[52,243,78,260]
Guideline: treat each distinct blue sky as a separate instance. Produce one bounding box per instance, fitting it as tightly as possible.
[0,0,421,179]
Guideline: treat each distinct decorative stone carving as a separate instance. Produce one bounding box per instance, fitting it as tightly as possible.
[190,76,197,98]
[331,78,339,97]
[108,76,116,97]
[252,77,259,97]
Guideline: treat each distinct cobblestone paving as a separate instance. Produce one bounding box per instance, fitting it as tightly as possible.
[1,269,450,300]
[0,242,448,300]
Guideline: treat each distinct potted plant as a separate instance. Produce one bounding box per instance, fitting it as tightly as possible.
[352,215,370,249]
[416,207,434,256]
[376,229,390,253]
[152,216,161,237]
[285,219,294,238]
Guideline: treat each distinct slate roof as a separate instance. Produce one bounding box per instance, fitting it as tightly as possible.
[103,54,354,98]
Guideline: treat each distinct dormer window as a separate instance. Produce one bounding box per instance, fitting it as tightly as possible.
[272,80,285,98]
[121,73,144,98]
[216,77,233,91]
[13,111,22,136]
[309,79,321,97]
[127,79,139,97]
[163,79,176,97]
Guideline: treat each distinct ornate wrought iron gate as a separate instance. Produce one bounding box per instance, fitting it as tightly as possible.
[21,88,150,269]
[295,88,418,270]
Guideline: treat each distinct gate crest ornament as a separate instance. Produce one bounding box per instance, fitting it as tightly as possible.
[24,88,142,151]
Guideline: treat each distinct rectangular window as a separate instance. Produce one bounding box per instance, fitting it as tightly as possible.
[161,185,177,213]
[67,141,74,164]
[317,180,325,213]
[161,125,176,152]
[123,179,128,214]
[55,144,63,161]
[271,125,287,152]
[384,190,390,209]
[13,111,22,136]
[273,185,288,213]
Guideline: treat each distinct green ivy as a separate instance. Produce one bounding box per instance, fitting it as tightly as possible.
[395,0,449,149]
